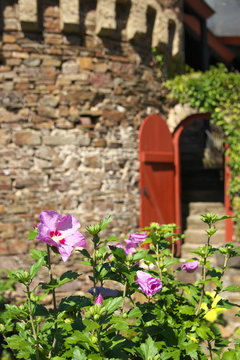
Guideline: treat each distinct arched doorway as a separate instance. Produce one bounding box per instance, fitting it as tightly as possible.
[139,114,233,254]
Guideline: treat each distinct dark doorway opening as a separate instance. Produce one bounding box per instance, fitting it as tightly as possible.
[180,118,224,232]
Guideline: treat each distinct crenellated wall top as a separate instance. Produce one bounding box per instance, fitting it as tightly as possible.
[0,0,183,61]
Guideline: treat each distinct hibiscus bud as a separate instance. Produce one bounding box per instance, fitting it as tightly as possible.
[95,294,103,306]
[129,232,147,244]
[181,260,200,273]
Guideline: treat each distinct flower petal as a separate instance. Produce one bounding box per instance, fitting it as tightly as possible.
[39,210,61,231]
[36,224,57,247]
[57,214,81,237]
[65,232,86,247]
[136,271,162,296]
[58,244,73,262]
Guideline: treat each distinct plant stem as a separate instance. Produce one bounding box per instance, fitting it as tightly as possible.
[121,281,128,313]
[156,244,163,280]
[46,245,57,358]
[92,237,99,297]
[47,245,57,311]
[196,235,211,315]
[96,328,104,359]
[207,340,213,360]
[26,285,40,360]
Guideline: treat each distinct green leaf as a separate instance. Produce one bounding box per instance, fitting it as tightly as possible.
[30,249,47,261]
[128,307,142,318]
[27,228,38,241]
[109,316,129,330]
[222,350,240,360]
[99,215,112,231]
[79,249,91,258]
[109,246,126,262]
[72,347,87,360]
[137,336,159,360]
[178,305,195,315]
[196,326,214,340]
[8,269,31,285]
[59,270,79,285]
[105,297,123,314]
[33,303,49,316]
[161,349,181,360]
[29,257,45,279]
[164,258,180,267]
[183,343,199,359]
[223,285,240,292]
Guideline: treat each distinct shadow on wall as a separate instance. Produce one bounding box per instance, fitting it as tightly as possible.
[130,5,156,64]
[99,0,132,56]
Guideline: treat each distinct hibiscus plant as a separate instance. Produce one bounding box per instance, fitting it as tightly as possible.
[0,211,240,360]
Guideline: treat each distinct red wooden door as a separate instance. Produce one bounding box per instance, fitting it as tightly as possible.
[139,114,175,228]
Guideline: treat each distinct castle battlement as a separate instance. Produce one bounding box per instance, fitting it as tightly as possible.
[0,0,182,61]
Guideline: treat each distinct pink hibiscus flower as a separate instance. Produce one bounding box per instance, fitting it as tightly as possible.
[181,260,200,273]
[36,210,86,262]
[136,270,162,296]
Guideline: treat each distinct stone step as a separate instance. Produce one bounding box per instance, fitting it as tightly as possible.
[188,202,225,216]
[182,191,224,202]
[186,215,225,230]
[184,228,225,245]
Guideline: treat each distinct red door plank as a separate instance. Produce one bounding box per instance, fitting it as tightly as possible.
[139,114,175,229]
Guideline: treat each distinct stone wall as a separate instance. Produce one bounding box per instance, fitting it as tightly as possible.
[0,0,183,266]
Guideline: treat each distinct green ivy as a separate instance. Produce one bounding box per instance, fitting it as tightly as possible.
[164,64,240,237]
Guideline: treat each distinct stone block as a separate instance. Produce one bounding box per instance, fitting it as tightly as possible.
[95,62,108,73]
[44,17,61,33]
[60,0,80,33]
[0,223,15,239]
[38,106,59,119]
[3,34,17,43]
[14,131,41,146]
[5,58,22,66]
[0,176,12,190]
[92,139,107,147]
[19,0,39,31]
[126,0,147,41]
[12,51,29,59]
[39,95,60,108]
[42,57,61,67]
[23,58,41,67]
[96,0,116,35]
[62,60,79,74]
[8,239,29,254]
[43,135,76,146]
[0,205,5,214]
[77,57,94,71]
[0,129,11,145]
[44,34,63,46]
[4,19,19,31]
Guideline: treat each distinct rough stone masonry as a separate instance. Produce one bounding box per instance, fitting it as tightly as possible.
[0,0,182,264]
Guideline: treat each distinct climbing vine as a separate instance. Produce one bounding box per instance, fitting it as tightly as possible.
[164,64,240,238]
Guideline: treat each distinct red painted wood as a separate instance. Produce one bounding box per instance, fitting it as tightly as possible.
[140,151,174,163]
[139,113,233,256]
[139,114,175,229]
